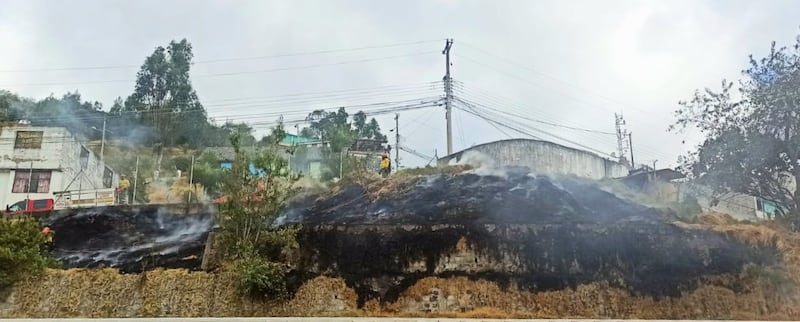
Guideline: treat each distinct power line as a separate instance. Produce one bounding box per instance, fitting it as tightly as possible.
[451,81,675,163]
[455,98,616,158]
[451,84,621,153]
[458,40,652,115]
[5,84,443,123]
[0,52,438,87]
[454,99,542,140]
[453,85,616,135]
[0,39,442,73]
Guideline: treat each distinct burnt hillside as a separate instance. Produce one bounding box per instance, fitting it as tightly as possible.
[42,167,778,308]
[281,169,778,305]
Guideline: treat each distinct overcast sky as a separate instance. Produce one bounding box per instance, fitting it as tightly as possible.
[1,0,799,168]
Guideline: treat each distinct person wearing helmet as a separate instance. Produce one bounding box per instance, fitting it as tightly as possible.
[379,152,391,178]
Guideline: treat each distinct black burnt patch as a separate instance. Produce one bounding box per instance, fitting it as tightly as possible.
[283,171,778,305]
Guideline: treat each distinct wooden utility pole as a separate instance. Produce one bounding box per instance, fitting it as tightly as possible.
[100,116,106,162]
[132,156,139,204]
[394,113,400,170]
[442,38,454,155]
[628,132,635,168]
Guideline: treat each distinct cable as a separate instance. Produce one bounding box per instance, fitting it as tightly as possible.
[0,51,438,87]
[452,80,618,136]
[458,40,653,115]
[452,80,674,163]
[5,83,444,123]
[455,98,616,158]
[0,39,442,73]
[454,87,616,135]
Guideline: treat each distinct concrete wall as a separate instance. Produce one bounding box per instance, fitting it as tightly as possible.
[0,125,118,207]
[438,139,629,179]
[677,183,772,221]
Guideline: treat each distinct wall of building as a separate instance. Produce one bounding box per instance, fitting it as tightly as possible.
[438,139,629,179]
[0,125,118,207]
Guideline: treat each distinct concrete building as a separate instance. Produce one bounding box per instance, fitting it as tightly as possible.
[204,134,329,179]
[438,138,629,179]
[620,168,783,221]
[0,124,119,208]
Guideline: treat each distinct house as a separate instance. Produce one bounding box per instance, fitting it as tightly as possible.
[203,134,328,179]
[0,124,119,208]
[620,167,784,221]
[345,138,390,172]
[438,138,629,179]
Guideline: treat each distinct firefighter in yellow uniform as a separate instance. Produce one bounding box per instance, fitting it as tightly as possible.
[379,152,391,178]
[118,175,130,205]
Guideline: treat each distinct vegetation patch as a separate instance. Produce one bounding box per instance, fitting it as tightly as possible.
[0,218,54,294]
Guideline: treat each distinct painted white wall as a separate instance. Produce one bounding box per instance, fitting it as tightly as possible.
[0,125,119,207]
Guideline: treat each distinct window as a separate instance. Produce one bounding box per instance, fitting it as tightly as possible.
[12,170,52,193]
[80,146,90,169]
[14,131,44,149]
[103,167,113,188]
[33,199,49,209]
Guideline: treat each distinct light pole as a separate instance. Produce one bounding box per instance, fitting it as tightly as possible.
[90,118,113,162]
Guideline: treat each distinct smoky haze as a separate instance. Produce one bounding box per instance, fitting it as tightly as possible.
[2,0,799,167]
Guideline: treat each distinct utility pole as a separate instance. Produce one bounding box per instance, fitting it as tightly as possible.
[442,38,454,155]
[394,113,400,170]
[100,116,106,162]
[188,154,195,204]
[628,132,635,168]
[132,156,139,204]
[614,113,629,166]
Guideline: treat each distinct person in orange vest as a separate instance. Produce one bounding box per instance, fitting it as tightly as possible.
[379,152,391,178]
[41,226,55,251]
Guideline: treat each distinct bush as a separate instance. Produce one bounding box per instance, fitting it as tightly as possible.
[674,195,703,219]
[234,256,287,297]
[170,156,192,172]
[0,218,51,291]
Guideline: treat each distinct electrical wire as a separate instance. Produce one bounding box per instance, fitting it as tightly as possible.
[0,51,438,87]
[0,39,443,73]
[458,40,654,116]
[5,83,444,124]
[452,80,674,163]
[455,98,616,158]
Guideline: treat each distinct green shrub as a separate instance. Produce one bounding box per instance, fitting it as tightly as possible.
[170,156,193,172]
[234,256,287,297]
[0,218,51,291]
[674,195,703,219]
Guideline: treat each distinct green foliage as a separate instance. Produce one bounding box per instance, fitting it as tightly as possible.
[673,33,800,222]
[301,107,388,152]
[120,39,210,146]
[0,218,51,291]
[216,124,300,298]
[1,39,267,151]
[233,257,287,297]
[102,145,156,203]
[673,195,703,219]
[171,156,192,172]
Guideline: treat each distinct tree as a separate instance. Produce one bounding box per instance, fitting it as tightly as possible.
[121,39,208,146]
[216,124,300,297]
[298,108,389,180]
[673,33,800,218]
[0,90,18,121]
[0,218,54,293]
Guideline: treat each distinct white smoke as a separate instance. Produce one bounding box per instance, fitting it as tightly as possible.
[59,206,213,268]
[449,151,512,178]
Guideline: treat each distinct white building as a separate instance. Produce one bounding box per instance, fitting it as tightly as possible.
[0,124,119,208]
